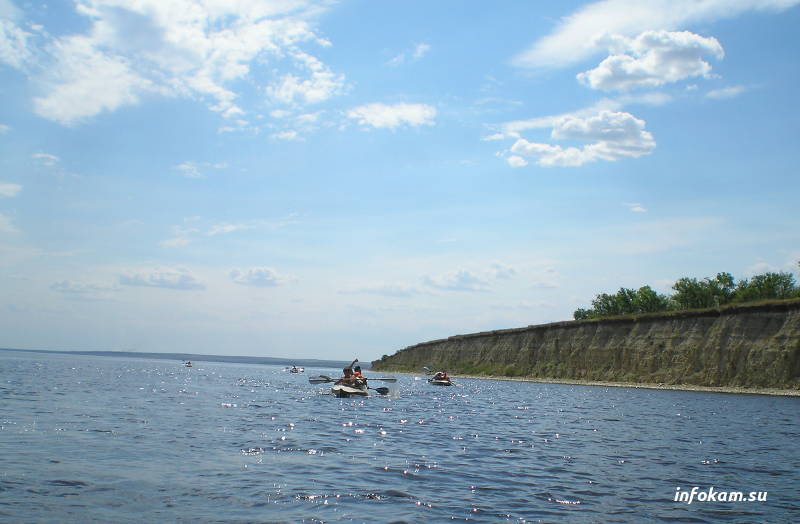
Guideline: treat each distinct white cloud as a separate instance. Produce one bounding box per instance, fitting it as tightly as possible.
[32,152,60,167]
[413,43,431,60]
[120,267,205,290]
[271,129,301,141]
[423,263,519,292]
[0,9,33,70]
[346,103,436,130]
[388,42,431,65]
[706,85,748,99]
[159,236,192,247]
[266,50,346,105]
[744,261,774,276]
[0,123,9,134]
[507,155,528,168]
[488,262,518,280]
[423,269,490,292]
[512,0,800,69]
[0,182,21,197]
[624,202,647,212]
[230,267,286,287]
[340,283,420,297]
[33,34,155,126]
[14,0,340,125]
[174,161,226,179]
[208,223,252,235]
[498,98,622,138]
[577,30,723,91]
[50,279,119,300]
[508,110,655,167]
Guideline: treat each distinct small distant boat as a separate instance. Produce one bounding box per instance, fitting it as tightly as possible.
[289,366,304,373]
[184,361,193,368]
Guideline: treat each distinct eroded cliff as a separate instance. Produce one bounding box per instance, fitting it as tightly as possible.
[371,299,800,390]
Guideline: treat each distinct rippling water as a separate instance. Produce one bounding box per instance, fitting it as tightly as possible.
[1,350,798,523]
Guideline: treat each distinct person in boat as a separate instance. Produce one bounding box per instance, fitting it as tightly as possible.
[335,367,360,386]
[335,359,364,387]
[433,371,449,381]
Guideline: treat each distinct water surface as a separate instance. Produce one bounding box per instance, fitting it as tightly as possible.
[1,350,798,522]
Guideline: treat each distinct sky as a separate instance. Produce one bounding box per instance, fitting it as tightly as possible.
[1,0,799,361]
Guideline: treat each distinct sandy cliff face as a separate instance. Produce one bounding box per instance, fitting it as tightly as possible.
[371,300,800,389]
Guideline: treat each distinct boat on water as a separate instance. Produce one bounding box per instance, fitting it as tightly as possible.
[428,371,451,386]
[184,361,193,367]
[289,366,304,373]
[330,382,370,398]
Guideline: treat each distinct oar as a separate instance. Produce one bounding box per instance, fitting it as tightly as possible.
[370,386,390,395]
[308,375,333,384]
[368,377,397,382]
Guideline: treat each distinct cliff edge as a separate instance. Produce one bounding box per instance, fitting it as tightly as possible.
[371,299,800,390]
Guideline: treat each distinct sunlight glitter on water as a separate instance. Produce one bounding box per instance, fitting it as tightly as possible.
[1,352,799,523]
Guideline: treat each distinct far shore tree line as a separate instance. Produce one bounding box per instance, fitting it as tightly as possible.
[573,264,800,320]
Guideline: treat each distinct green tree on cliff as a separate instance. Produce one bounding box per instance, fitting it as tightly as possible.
[671,272,736,309]
[574,285,669,319]
[574,269,800,320]
[733,271,797,301]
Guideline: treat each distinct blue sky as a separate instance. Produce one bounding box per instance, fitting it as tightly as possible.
[1,0,798,360]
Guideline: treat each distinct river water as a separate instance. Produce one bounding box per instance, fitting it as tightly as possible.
[1,350,798,523]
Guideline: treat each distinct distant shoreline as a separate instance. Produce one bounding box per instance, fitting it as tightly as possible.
[0,347,355,370]
[415,372,800,397]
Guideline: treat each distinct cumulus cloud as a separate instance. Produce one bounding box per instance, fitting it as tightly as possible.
[577,30,724,91]
[266,50,346,106]
[508,110,655,167]
[423,263,519,292]
[7,0,340,125]
[506,155,528,168]
[346,103,436,130]
[230,267,286,287]
[512,0,800,69]
[0,182,21,197]
[120,267,205,290]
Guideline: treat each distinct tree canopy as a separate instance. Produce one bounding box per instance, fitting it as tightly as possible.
[574,267,800,320]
